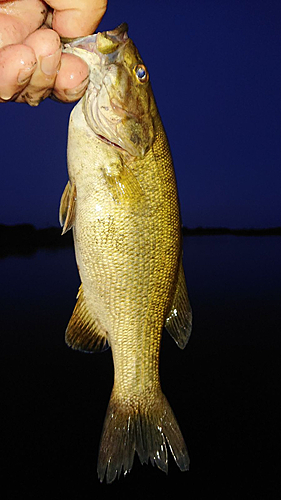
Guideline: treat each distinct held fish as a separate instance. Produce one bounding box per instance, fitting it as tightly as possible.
[60,23,192,483]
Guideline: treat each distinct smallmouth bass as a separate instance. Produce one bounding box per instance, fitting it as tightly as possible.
[60,23,192,483]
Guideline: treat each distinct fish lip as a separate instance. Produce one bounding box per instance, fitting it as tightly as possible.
[105,23,129,43]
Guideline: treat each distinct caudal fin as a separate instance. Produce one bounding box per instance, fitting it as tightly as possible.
[97,390,189,483]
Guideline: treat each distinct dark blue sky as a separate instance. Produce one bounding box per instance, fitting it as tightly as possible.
[1,0,281,228]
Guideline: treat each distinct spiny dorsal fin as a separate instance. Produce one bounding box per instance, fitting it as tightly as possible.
[66,285,109,352]
[165,261,192,349]
[59,180,76,235]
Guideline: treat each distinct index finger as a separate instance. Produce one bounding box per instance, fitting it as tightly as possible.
[46,0,107,38]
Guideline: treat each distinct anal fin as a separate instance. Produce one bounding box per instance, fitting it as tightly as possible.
[66,285,109,352]
[165,261,192,349]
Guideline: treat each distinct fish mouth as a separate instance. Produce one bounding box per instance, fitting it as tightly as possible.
[106,23,129,42]
[63,23,129,55]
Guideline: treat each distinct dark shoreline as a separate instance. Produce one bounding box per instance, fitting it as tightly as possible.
[182,226,281,236]
[0,223,280,258]
[0,224,73,258]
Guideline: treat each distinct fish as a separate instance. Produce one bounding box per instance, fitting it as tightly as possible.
[60,23,192,483]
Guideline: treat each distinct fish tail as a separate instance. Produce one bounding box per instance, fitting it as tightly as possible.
[97,389,189,483]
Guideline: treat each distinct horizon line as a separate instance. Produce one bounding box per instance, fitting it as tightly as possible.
[0,223,280,259]
[1,223,280,232]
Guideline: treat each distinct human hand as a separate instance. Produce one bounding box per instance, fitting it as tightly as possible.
[0,0,107,105]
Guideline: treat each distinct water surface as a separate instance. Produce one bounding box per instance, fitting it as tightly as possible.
[0,236,280,498]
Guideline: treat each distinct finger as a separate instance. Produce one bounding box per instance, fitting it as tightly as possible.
[0,0,48,47]
[46,0,107,38]
[16,28,61,105]
[52,52,89,102]
[0,44,37,101]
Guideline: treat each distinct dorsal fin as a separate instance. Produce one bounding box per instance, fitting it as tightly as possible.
[66,285,109,352]
[59,180,76,235]
[165,261,192,349]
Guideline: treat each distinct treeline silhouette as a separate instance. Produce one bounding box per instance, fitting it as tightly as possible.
[182,226,281,236]
[0,224,72,258]
[0,223,280,258]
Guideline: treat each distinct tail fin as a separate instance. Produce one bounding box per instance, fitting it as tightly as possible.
[97,390,189,483]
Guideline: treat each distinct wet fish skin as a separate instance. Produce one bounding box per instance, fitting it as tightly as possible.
[60,23,192,483]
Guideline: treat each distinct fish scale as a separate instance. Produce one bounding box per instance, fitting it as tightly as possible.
[60,23,192,482]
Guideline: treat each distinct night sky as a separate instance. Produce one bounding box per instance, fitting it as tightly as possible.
[1,0,281,229]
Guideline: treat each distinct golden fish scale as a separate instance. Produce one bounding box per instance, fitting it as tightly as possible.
[71,112,181,406]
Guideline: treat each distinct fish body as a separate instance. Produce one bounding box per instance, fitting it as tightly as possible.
[60,24,192,483]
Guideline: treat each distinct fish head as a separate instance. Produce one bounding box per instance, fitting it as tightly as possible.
[63,24,155,158]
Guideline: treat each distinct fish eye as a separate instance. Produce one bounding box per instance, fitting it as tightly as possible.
[134,64,149,83]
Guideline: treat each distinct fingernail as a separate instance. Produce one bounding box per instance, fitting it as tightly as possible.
[0,89,20,101]
[17,63,37,84]
[64,76,89,97]
[41,48,61,76]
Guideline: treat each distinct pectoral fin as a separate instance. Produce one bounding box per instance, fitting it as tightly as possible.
[66,285,109,352]
[165,261,192,349]
[59,180,76,235]
[102,161,143,205]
